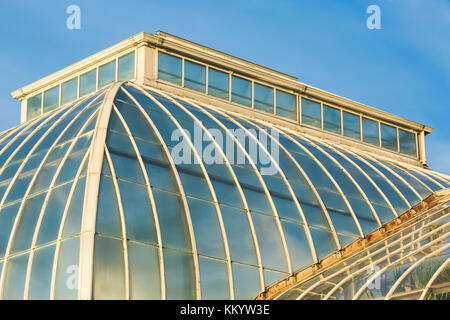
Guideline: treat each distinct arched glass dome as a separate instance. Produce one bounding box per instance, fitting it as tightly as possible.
[0,82,448,300]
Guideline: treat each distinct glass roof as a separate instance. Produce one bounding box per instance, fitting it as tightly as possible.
[0,82,448,300]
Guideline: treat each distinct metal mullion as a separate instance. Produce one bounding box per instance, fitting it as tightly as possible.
[0,94,93,185]
[322,224,449,300]
[363,155,424,201]
[145,91,235,299]
[23,109,99,299]
[0,123,28,149]
[302,134,398,218]
[0,111,65,198]
[342,149,412,211]
[0,123,35,173]
[291,210,449,300]
[240,118,319,263]
[111,105,166,299]
[420,169,450,186]
[104,146,130,300]
[418,257,450,300]
[270,128,344,249]
[353,241,450,300]
[170,93,266,292]
[78,82,123,300]
[384,247,449,300]
[280,130,365,238]
[406,166,445,189]
[390,165,435,194]
[300,135,382,227]
[49,151,91,299]
[207,108,294,275]
[0,98,98,298]
[120,85,201,300]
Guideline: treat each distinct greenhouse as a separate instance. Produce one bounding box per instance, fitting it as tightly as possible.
[0,31,448,300]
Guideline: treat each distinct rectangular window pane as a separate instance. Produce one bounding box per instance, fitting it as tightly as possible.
[184,60,205,92]
[118,52,135,81]
[79,69,97,96]
[93,235,126,299]
[276,90,296,120]
[343,111,361,139]
[399,129,417,156]
[199,257,230,300]
[323,105,341,134]
[362,118,379,146]
[254,83,273,113]
[158,52,181,85]
[301,98,321,128]
[27,93,42,121]
[98,60,116,88]
[231,76,252,106]
[381,123,398,151]
[208,68,229,99]
[43,86,60,113]
[61,78,78,105]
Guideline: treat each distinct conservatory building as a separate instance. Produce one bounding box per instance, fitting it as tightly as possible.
[0,31,448,300]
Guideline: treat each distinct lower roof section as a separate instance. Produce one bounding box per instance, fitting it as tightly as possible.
[0,82,448,299]
[270,190,450,300]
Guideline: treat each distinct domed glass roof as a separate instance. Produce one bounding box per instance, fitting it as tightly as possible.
[0,82,448,300]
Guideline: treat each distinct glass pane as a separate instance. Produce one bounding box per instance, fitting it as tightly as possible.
[62,177,86,238]
[79,69,97,97]
[128,241,160,299]
[27,93,42,121]
[343,111,361,139]
[43,86,60,113]
[208,68,229,100]
[153,189,191,250]
[28,244,56,299]
[220,205,257,265]
[0,203,21,258]
[164,248,196,299]
[2,252,29,299]
[184,60,206,92]
[188,198,225,259]
[362,118,379,146]
[93,235,126,299]
[399,129,416,156]
[98,60,116,88]
[282,221,314,272]
[199,256,230,300]
[381,123,398,151]
[301,98,321,128]
[254,83,273,113]
[231,76,252,107]
[309,227,337,260]
[118,52,135,81]
[10,193,46,254]
[61,78,78,105]
[118,180,157,244]
[232,263,260,300]
[36,183,72,246]
[276,90,296,120]
[96,175,122,238]
[323,105,341,134]
[54,237,79,299]
[158,52,181,85]
[251,212,288,272]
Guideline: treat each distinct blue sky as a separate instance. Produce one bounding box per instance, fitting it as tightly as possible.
[0,0,448,173]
